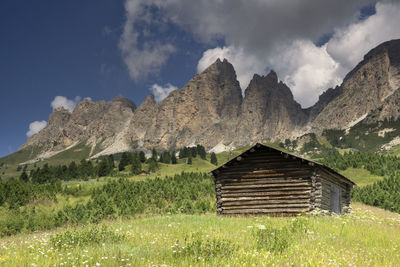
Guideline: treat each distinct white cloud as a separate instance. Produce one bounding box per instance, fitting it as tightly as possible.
[269,41,343,107]
[196,1,400,107]
[149,83,178,102]
[327,2,400,71]
[121,0,400,107]
[50,96,82,112]
[26,120,47,138]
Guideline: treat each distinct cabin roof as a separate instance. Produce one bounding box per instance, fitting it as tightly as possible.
[210,143,355,185]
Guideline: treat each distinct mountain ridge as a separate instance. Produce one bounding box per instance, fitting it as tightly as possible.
[11,39,400,163]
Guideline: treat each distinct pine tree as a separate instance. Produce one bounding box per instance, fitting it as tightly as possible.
[97,157,112,177]
[171,151,177,164]
[19,171,29,182]
[119,152,130,171]
[151,148,158,161]
[131,154,142,175]
[197,145,206,160]
[108,155,115,168]
[210,152,218,166]
[161,151,171,164]
[139,151,146,163]
[68,161,78,179]
[191,147,197,158]
[187,156,192,165]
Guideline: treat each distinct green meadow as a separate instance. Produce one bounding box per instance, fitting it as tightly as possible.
[1,146,400,266]
[0,203,399,266]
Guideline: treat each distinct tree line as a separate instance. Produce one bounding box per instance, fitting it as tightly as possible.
[0,172,215,236]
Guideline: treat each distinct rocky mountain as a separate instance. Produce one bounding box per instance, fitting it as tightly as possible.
[236,71,308,145]
[13,39,400,162]
[21,95,136,160]
[311,39,400,130]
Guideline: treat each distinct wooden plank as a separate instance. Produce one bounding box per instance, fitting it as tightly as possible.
[221,186,311,194]
[221,208,308,214]
[222,199,310,206]
[222,179,311,186]
[222,203,310,210]
[221,195,310,201]
[222,190,311,197]
[221,182,311,190]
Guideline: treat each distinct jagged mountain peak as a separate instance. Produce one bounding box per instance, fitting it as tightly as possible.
[13,39,400,162]
[246,70,294,100]
[200,58,237,81]
[109,94,136,111]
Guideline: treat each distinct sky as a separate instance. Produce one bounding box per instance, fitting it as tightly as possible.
[1,0,400,157]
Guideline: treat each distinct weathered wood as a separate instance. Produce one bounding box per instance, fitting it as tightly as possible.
[221,182,311,190]
[221,208,308,214]
[212,143,353,216]
[221,178,311,186]
[222,203,310,210]
[221,190,311,197]
[220,195,310,201]
[221,186,311,194]
[222,199,310,206]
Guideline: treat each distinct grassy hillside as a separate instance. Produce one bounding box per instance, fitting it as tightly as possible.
[340,168,383,186]
[0,203,399,266]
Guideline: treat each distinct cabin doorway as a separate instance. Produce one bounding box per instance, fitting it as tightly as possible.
[330,185,341,213]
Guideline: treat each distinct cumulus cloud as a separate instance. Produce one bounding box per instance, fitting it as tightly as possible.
[121,0,400,107]
[50,96,85,112]
[327,2,400,71]
[26,120,47,138]
[149,83,178,102]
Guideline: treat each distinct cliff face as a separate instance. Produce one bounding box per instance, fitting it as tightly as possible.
[311,39,400,130]
[132,58,243,149]
[236,71,308,144]
[17,39,400,160]
[21,95,137,158]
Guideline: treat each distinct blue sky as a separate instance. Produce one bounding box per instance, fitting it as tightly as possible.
[0,0,210,157]
[1,0,399,158]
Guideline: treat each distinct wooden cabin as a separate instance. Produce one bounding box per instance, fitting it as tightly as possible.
[210,143,355,216]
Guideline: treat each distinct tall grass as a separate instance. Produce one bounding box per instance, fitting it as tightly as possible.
[0,203,399,266]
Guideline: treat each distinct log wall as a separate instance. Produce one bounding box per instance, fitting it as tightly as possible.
[317,167,352,213]
[214,149,315,215]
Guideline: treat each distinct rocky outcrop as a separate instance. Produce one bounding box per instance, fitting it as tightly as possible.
[134,58,243,149]
[305,86,343,122]
[311,39,400,130]
[236,71,307,144]
[21,95,137,158]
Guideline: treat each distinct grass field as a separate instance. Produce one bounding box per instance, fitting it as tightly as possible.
[0,202,399,266]
[339,168,384,186]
